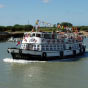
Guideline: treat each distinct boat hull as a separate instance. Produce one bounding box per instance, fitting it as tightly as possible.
[7,47,86,61]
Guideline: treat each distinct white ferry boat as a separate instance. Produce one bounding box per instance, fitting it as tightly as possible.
[7,31,86,61]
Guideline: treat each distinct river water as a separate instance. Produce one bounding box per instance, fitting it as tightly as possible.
[0,38,88,88]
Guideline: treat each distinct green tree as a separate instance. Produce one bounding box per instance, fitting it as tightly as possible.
[24,25,33,31]
[6,26,13,32]
[60,22,73,27]
[0,26,5,32]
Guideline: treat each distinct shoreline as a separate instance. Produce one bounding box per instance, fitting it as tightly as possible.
[0,31,88,41]
[0,32,24,41]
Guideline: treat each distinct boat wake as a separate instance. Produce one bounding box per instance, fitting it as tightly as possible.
[3,58,46,64]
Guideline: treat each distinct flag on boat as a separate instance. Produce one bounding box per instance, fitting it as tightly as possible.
[36,20,39,25]
[16,41,20,46]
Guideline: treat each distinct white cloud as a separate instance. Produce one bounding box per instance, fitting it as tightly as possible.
[0,4,5,8]
[42,0,50,3]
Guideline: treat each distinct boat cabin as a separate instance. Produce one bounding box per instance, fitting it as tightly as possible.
[20,32,83,52]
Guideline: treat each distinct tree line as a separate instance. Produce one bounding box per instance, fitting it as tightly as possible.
[0,22,88,32]
[0,24,33,32]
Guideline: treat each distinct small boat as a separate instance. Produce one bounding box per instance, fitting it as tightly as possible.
[8,37,16,42]
[7,30,86,61]
[8,37,21,42]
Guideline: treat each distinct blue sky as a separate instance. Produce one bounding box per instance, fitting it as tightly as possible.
[0,0,88,26]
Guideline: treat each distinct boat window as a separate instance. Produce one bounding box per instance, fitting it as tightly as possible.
[54,48,57,50]
[28,44,33,50]
[42,34,44,38]
[24,34,28,38]
[46,45,48,47]
[54,45,56,47]
[50,45,52,47]
[31,33,35,37]
[46,47,49,51]
[57,47,60,50]
[37,45,40,47]
[42,45,44,47]
[44,34,51,39]
[57,45,59,47]
[50,47,53,50]
[36,45,41,51]
[42,48,45,51]
[36,34,41,37]
[52,34,57,39]
[34,45,36,47]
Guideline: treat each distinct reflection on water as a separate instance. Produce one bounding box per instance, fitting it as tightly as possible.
[0,38,88,88]
[2,58,88,88]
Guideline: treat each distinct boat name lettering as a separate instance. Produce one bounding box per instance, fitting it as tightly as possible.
[29,38,37,42]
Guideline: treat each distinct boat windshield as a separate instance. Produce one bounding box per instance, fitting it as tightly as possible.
[30,33,42,38]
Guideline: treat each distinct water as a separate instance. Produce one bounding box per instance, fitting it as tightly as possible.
[0,39,88,88]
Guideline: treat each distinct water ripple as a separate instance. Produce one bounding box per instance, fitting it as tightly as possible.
[3,58,46,64]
